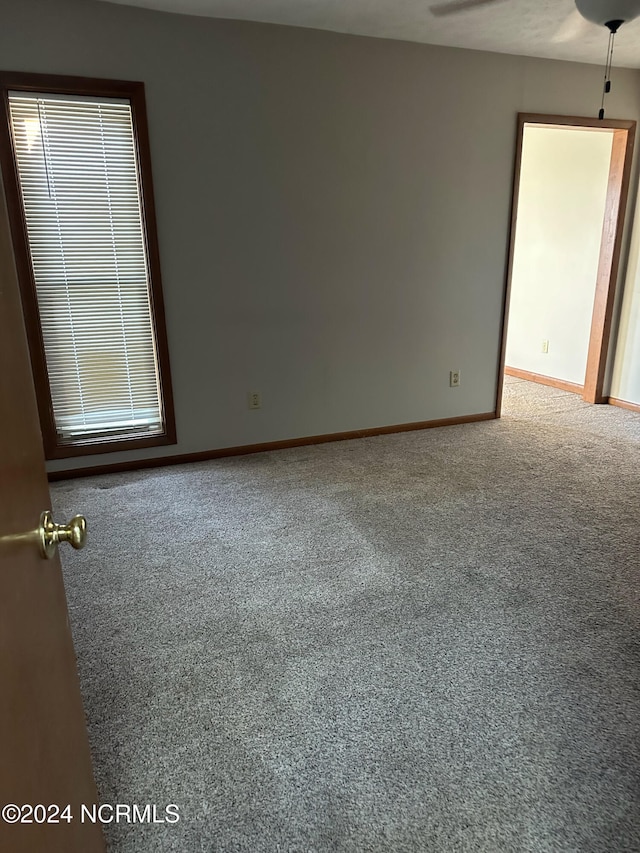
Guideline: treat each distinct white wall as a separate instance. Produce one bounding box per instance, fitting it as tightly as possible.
[505,125,613,386]
[611,187,640,404]
[0,0,638,472]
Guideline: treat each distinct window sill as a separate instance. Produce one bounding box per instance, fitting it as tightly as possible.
[45,427,177,460]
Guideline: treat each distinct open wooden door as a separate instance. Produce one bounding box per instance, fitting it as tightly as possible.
[0,177,104,851]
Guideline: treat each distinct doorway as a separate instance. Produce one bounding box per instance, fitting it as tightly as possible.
[496,114,636,416]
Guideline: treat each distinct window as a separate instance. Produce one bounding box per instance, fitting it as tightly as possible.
[0,73,175,458]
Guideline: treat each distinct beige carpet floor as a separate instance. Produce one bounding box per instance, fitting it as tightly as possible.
[53,376,640,853]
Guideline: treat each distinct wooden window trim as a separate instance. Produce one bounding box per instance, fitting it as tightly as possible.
[0,71,176,459]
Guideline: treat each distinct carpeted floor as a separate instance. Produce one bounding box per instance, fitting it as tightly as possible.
[52,376,640,853]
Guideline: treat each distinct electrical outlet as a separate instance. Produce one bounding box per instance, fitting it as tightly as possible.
[449,370,461,388]
[542,340,549,354]
[248,392,261,410]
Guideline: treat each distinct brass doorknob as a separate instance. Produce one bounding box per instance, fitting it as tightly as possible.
[38,510,87,559]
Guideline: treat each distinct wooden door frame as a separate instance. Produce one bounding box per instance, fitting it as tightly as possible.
[496,113,636,416]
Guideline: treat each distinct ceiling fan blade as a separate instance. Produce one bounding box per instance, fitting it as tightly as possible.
[429,0,507,17]
[552,8,595,42]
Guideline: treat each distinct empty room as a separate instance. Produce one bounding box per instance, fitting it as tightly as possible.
[1,0,640,852]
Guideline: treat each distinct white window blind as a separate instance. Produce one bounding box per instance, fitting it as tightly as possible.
[8,91,164,441]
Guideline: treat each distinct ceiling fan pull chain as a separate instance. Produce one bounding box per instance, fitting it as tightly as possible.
[606,29,616,90]
[598,33,608,118]
[599,29,615,119]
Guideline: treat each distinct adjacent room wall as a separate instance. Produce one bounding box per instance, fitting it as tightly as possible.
[505,125,614,387]
[0,0,639,472]
[611,186,640,406]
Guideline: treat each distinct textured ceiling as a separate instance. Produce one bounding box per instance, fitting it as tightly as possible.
[96,0,640,68]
